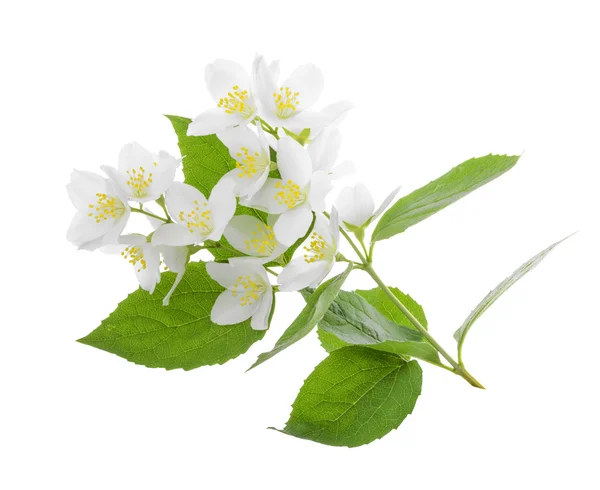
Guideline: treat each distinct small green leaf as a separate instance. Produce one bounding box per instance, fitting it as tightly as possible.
[454,235,572,360]
[249,264,353,370]
[277,346,422,447]
[312,288,441,365]
[372,154,520,242]
[78,262,268,370]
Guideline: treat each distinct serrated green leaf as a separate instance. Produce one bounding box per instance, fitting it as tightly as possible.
[312,288,441,365]
[454,234,572,360]
[249,264,353,370]
[78,262,268,370]
[277,346,422,447]
[372,154,520,242]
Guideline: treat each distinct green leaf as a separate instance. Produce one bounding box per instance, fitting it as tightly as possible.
[454,234,572,360]
[313,288,441,365]
[277,346,422,447]
[249,264,353,370]
[78,262,268,370]
[372,154,520,242]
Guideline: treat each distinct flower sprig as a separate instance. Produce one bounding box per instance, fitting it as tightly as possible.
[70,55,570,448]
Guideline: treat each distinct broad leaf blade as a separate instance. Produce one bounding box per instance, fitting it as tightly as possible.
[372,154,520,242]
[278,346,422,447]
[78,262,268,370]
[249,264,353,370]
[453,235,572,357]
[313,288,441,365]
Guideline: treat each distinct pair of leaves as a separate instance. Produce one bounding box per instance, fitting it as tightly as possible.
[314,288,442,366]
[78,262,269,370]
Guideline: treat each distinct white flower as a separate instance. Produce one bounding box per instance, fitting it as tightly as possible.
[207,259,273,330]
[253,55,328,132]
[277,209,340,292]
[187,59,258,136]
[124,212,190,305]
[335,183,401,229]
[67,170,130,251]
[223,215,287,263]
[151,177,236,246]
[101,142,180,202]
[118,234,189,304]
[241,136,333,246]
[308,127,355,179]
[217,125,271,199]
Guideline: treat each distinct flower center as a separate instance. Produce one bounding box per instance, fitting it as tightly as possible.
[304,232,333,263]
[235,147,267,178]
[231,275,265,307]
[178,200,212,234]
[218,85,255,119]
[272,86,300,119]
[126,164,155,198]
[87,193,126,223]
[274,180,305,209]
[122,246,147,273]
[245,222,277,256]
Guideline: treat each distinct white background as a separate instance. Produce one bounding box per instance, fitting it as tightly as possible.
[1,1,599,488]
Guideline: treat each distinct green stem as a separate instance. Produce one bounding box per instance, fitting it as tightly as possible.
[131,207,170,223]
[339,230,485,389]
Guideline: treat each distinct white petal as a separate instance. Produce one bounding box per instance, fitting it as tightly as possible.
[281,64,324,110]
[268,59,280,79]
[278,258,330,292]
[329,206,341,248]
[308,170,333,213]
[147,151,180,198]
[241,178,290,214]
[336,183,375,228]
[134,245,161,294]
[187,109,243,136]
[319,101,354,129]
[207,177,237,241]
[67,170,108,211]
[161,246,188,274]
[207,259,268,290]
[118,234,147,246]
[152,223,200,246]
[252,55,278,114]
[118,142,155,175]
[372,186,402,221]
[277,137,312,187]
[224,215,276,257]
[283,110,329,133]
[330,160,356,180]
[217,125,263,156]
[211,289,259,325]
[164,182,208,224]
[251,288,273,331]
[308,127,341,173]
[205,59,253,106]
[312,212,334,244]
[162,270,184,306]
[273,205,312,246]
